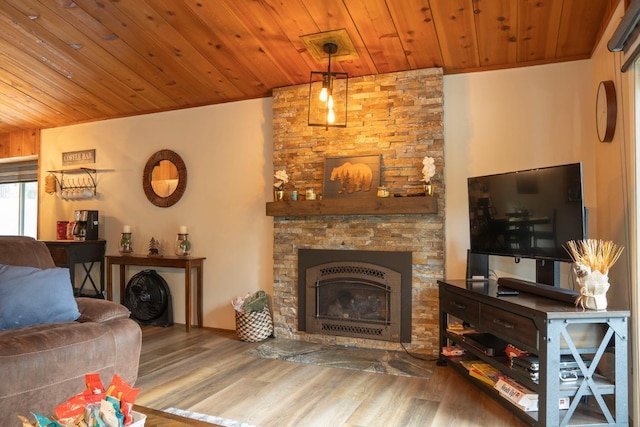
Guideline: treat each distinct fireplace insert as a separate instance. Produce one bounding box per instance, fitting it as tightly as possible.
[298,249,412,342]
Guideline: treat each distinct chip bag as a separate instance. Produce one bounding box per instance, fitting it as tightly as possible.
[105,374,140,426]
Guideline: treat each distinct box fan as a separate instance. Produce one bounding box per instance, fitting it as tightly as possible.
[124,269,173,327]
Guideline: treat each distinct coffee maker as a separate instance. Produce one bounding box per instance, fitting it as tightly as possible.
[72,210,99,240]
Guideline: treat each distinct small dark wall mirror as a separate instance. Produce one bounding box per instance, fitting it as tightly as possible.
[143,149,187,207]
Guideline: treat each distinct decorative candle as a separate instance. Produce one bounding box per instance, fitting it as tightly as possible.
[175,231,192,256]
[119,232,133,254]
[123,225,131,233]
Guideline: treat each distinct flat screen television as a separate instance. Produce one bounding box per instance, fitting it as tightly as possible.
[467,163,586,263]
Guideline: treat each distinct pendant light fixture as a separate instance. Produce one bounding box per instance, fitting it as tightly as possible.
[308,42,348,129]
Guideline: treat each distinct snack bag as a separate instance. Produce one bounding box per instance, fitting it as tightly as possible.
[32,413,63,426]
[92,406,108,427]
[105,396,125,427]
[86,373,106,395]
[105,374,140,425]
[84,373,107,405]
[99,399,119,427]
[54,393,87,425]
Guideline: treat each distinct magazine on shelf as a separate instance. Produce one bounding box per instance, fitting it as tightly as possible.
[469,362,503,385]
[470,369,496,386]
[446,322,477,336]
[504,394,571,412]
[505,395,539,412]
[502,394,570,412]
[495,377,570,412]
[458,360,505,386]
[494,377,537,404]
[458,359,480,370]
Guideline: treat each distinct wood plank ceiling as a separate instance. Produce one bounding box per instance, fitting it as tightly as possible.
[0,0,620,134]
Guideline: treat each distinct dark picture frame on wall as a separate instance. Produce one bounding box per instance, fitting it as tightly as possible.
[322,155,380,199]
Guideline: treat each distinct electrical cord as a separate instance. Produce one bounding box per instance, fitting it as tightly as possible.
[399,341,439,363]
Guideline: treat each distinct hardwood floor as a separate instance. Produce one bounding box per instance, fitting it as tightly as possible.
[135,326,529,427]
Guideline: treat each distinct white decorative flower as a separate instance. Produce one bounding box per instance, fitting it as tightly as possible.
[274,169,289,190]
[422,156,436,183]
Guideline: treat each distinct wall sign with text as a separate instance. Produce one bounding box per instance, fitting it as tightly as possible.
[62,149,96,166]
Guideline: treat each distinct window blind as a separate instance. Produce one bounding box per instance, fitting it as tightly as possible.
[609,0,640,72]
[0,159,38,184]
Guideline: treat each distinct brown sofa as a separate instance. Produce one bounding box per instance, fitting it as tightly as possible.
[0,236,142,426]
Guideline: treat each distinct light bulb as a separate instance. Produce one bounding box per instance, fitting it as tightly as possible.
[319,87,328,102]
[327,108,336,123]
[327,94,334,109]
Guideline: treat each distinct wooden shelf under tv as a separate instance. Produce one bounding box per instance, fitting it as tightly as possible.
[265,196,437,217]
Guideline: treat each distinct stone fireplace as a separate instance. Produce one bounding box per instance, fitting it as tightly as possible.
[298,249,412,343]
[270,68,444,353]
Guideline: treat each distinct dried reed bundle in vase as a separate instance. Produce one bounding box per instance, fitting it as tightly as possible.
[564,239,624,310]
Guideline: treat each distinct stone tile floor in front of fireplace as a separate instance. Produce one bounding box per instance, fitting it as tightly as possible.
[246,338,435,379]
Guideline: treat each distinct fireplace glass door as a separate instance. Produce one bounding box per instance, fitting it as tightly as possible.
[306,261,402,341]
[316,278,390,324]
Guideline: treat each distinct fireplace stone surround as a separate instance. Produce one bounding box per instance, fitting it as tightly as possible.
[270,68,444,353]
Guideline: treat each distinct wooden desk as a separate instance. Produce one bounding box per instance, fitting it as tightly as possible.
[105,254,206,332]
[43,240,106,297]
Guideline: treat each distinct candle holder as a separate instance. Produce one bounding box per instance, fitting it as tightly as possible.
[175,233,192,256]
[119,232,133,254]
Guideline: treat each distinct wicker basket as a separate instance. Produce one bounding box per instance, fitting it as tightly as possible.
[235,309,273,342]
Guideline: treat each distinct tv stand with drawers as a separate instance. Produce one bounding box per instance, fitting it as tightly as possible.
[438,278,629,426]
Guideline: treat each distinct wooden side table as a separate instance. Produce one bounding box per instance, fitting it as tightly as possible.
[105,254,206,332]
[43,240,106,297]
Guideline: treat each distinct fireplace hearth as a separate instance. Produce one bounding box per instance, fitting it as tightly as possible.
[298,249,412,342]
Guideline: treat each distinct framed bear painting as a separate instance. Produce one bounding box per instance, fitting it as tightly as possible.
[322,155,381,199]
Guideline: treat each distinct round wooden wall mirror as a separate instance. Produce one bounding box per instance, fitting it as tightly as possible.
[142,149,187,207]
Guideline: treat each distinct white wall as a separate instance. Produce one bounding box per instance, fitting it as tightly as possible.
[443,60,596,284]
[39,98,274,330]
